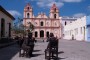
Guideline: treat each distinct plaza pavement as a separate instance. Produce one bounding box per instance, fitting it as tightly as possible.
[0,39,90,60]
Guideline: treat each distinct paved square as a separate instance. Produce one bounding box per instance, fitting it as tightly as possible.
[0,39,90,60]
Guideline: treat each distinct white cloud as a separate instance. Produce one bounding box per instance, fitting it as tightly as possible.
[63,0,82,2]
[26,0,82,8]
[8,10,21,17]
[73,13,86,18]
[37,0,64,8]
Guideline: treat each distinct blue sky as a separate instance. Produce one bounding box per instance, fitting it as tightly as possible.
[0,0,90,19]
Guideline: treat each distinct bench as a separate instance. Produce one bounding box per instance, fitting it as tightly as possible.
[18,37,35,57]
[19,43,30,57]
[45,39,58,60]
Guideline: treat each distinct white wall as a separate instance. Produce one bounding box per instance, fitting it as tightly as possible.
[0,11,13,38]
[63,16,87,41]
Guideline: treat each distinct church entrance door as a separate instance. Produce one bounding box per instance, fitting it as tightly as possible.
[46,31,49,38]
[1,18,5,37]
[40,30,44,38]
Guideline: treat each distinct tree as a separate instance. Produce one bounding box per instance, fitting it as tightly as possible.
[12,17,25,36]
[27,22,35,33]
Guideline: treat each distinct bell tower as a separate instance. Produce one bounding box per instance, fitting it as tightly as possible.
[49,4,59,19]
[23,3,33,18]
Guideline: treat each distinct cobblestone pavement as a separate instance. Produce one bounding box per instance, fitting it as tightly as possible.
[0,39,90,60]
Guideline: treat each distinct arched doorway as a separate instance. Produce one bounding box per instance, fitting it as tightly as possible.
[46,31,49,38]
[1,18,5,37]
[35,31,38,37]
[40,30,44,37]
[8,23,11,37]
[83,27,85,40]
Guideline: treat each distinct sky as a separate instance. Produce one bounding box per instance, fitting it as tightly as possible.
[0,0,90,20]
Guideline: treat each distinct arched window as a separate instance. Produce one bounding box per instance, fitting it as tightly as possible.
[65,21,67,25]
[27,7,29,10]
[41,21,43,26]
[54,14,56,19]
[54,8,56,12]
[27,13,30,18]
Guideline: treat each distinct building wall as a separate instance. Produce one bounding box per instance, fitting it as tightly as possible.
[23,18,61,39]
[63,16,87,41]
[86,16,90,42]
[61,17,77,38]
[0,11,13,38]
[0,18,1,38]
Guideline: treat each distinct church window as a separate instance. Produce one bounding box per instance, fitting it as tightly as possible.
[65,21,67,25]
[54,8,56,12]
[54,14,56,19]
[41,21,43,26]
[27,13,30,18]
[27,7,29,10]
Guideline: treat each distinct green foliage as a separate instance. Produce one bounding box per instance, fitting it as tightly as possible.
[28,22,35,33]
[12,23,26,35]
[12,17,35,35]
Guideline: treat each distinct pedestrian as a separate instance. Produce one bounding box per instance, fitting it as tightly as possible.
[72,35,74,40]
[46,36,49,42]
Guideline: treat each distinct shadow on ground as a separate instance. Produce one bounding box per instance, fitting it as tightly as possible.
[57,57,66,60]
[0,44,19,60]
[32,53,43,57]
[58,51,64,54]
[33,50,41,52]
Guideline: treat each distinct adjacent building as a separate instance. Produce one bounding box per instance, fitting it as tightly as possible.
[63,16,90,42]
[86,16,90,41]
[60,17,77,38]
[0,5,15,38]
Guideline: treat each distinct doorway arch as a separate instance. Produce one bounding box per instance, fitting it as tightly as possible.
[1,18,5,37]
[35,31,38,37]
[40,30,44,37]
[46,31,49,38]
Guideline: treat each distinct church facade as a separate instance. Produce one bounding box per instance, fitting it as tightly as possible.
[23,3,61,39]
